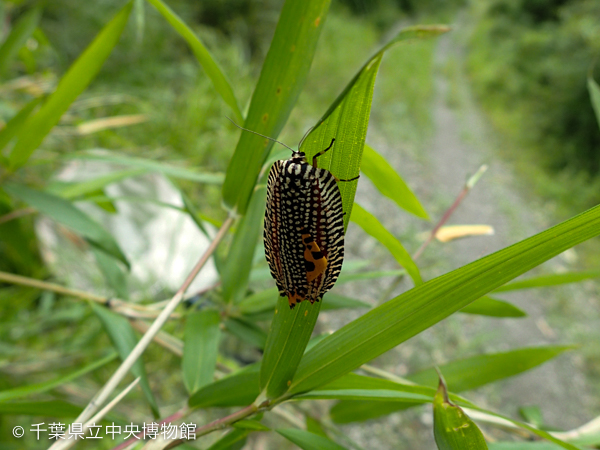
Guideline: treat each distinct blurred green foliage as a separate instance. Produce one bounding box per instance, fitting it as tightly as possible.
[468,0,600,181]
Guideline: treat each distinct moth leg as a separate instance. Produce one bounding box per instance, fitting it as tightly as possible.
[312,138,336,168]
[335,174,360,182]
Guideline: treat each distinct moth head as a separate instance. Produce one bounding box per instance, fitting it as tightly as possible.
[291,151,307,163]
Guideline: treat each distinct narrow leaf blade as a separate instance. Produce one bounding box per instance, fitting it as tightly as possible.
[222,0,331,214]
[4,183,129,266]
[588,76,600,131]
[433,379,489,450]
[277,428,348,450]
[188,364,260,408]
[361,144,428,219]
[9,2,133,168]
[495,270,600,292]
[145,0,243,123]
[0,6,42,72]
[0,353,116,402]
[260,297,322,399]
[0,97,41,154]
[289,204,600,395]
[460,296,526,318]
[221,185,266,303]
[182,310,221,394]
[351,203,421,285]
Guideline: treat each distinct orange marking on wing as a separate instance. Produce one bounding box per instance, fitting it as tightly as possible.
[302,232,327,282]
[288,291,303,309]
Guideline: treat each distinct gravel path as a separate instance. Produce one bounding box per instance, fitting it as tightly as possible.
[330,31,599,449]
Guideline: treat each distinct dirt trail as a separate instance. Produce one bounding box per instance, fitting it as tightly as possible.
[336,32,598,449]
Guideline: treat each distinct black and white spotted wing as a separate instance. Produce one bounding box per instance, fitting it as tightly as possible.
[264,152,345,309]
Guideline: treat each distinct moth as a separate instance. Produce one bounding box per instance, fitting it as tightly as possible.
[264,139,358,308]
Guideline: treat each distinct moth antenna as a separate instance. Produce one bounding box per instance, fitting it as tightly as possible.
[298,125,314,149]
[226,117,295,153]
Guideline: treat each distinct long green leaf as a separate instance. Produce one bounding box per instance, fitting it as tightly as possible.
[277,428,348,450]
[221,185,267,303]
[0,6,42,72]
[188,364,259,408]
[4,183,129,267]
[145,0,243,123]
[0,400,82,417]
[222,0,331,214]
[588,76,600,131]
[361,143,428,219]
[66,152,224,184]
[206,429,250,450]
[91,303,159,418]
[433,378,489,450]
[260,297,322,399]
[351,203,421,285]
[287,203,600,396]
[489,444,567,450]
[408,346,572,392]
[0,98,41,154]
[47,168,145,199]
[460,296,526,318]
[330,346,572,423]
[495,270,600,292]
[9,2,133,168]
[300,25,449,231]
[0,353,116,402]
[224,317,267,350]
[182,310,221,394]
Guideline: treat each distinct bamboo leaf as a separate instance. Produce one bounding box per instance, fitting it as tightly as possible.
[9,2,133,168]
[66,152,224,184]
[287,203,600,396]
[145,0,243,123]
[277,428,348,450]
[460,296,526,318]
[0,6,42,72]
[0,353,116,402]
[206,429,250,450]
[4,183,129,267]
[588,75,600,131]
[408,346,574,392]
[351,203,421,285]
[361,143,428,219]
[495,270,600,292]
[222,0,331,214]
[433,376,489,450]
[188,364,259,408]
[0,98,41,154]
[224,317,267,350]
[0,400,82,417]
[300,25,449,231]
[221,185,267,303]
[330,346,572,423]
[260,297,322,399]
[488,444,570,450]
[182,310,221,394]
[91,303,159,418]
[47,168,145,199]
